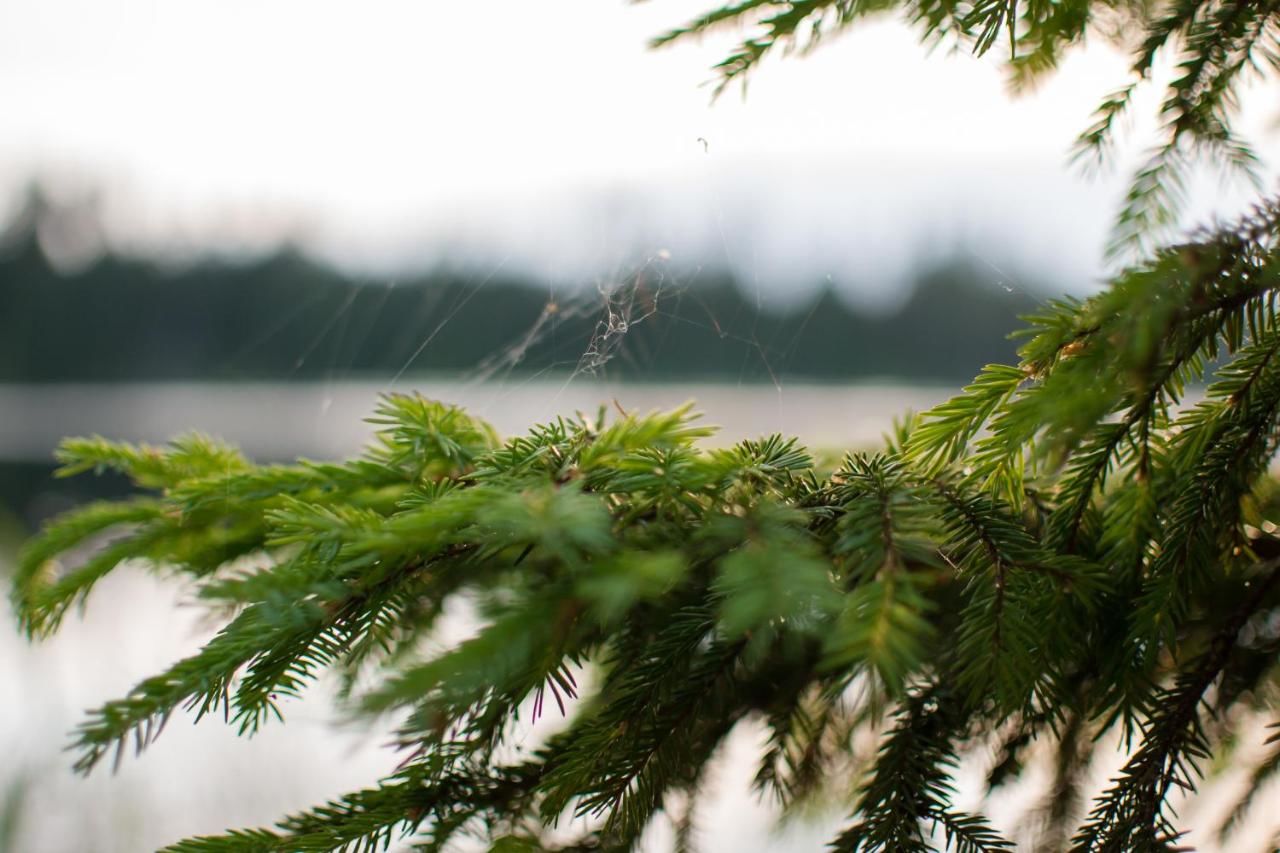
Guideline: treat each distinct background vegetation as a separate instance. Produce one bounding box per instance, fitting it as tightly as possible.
[0,189,1034,384]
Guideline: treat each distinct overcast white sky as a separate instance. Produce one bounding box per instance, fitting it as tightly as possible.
[1,0,1275,304]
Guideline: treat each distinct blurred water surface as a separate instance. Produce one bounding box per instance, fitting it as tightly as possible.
[0,381,952,462]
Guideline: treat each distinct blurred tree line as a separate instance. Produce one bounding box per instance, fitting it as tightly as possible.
[0,190,1042,383]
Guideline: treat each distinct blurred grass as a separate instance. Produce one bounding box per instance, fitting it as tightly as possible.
[0,773,28,853]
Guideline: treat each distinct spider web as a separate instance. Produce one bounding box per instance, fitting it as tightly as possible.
[374,247,793,398]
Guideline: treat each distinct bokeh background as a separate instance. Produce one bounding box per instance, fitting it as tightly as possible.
[1,0,1277,850]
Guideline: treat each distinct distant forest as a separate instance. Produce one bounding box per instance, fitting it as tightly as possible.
[0,192,1047,383]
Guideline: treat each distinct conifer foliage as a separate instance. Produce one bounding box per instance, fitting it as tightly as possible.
[13,1,1280,850]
